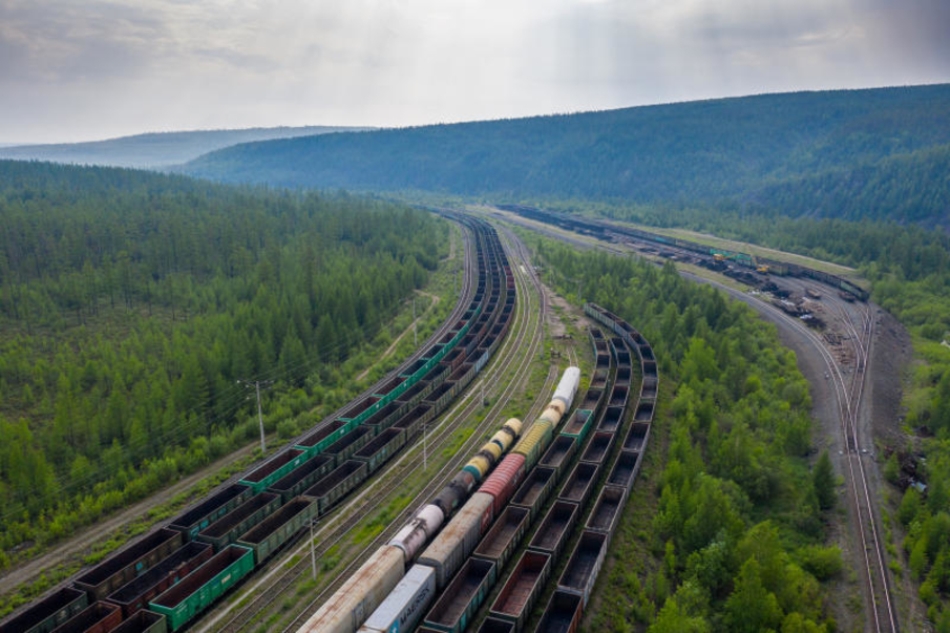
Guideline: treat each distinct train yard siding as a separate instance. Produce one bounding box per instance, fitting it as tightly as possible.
[3,215,519,633]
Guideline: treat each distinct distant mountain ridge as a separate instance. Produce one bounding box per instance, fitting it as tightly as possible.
[182,84,950,227]
[0,126,373,168]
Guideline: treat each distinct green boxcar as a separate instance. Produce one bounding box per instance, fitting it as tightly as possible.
[239,448,310,493]
[149,545,254,632]
[238,496,319,563]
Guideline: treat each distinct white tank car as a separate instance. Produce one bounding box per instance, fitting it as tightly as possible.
[552,366,581,412]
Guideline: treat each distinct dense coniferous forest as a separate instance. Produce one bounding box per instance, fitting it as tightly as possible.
[0,160,446,568]
[536,242,836,632]
[184,84,950,228]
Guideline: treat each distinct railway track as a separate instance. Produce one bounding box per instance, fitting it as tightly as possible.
[197,224,482,633]
[200,218,556,633]
[835,302,898,633]
[492,208,898,632]
[695,286,896,633]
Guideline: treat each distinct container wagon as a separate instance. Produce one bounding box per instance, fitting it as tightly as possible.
[417,493,494,589]
[295,546,404,633]
[356,565,436,633]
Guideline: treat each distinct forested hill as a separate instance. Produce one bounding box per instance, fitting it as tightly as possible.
[183,84,950,227]
[0,125,371,169]
[0,160,444,562]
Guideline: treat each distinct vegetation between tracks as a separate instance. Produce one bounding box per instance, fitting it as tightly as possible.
[539,199,950,628]
[534,238,842,632]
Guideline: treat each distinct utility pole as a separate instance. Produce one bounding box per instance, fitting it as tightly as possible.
[254,381,265,454]
[423,421,427,471]
[413,296,417,347]
[238,379,272,454]
[310,518,317,580]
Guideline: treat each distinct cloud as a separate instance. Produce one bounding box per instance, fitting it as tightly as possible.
[0,0,947,143]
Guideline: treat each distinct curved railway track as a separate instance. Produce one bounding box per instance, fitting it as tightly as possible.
[199,218,556,633]
[279,220,555,632]
[492,207,898,632]
[699,286,895,633]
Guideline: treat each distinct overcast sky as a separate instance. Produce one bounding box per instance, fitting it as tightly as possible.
[1,0,948,144]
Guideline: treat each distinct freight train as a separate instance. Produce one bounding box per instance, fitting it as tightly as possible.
[297,367,580,633]
[406,303,657,632]
[524,303,657,632]
[498,204,869,302]
[0,216,516,633]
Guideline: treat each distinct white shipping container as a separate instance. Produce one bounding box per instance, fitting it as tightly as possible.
[358,565,436,633]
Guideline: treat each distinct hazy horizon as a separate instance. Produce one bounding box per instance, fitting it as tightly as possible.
[3,0,949,145]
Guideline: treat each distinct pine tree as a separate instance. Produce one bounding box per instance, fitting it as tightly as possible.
[813,450,836,511]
